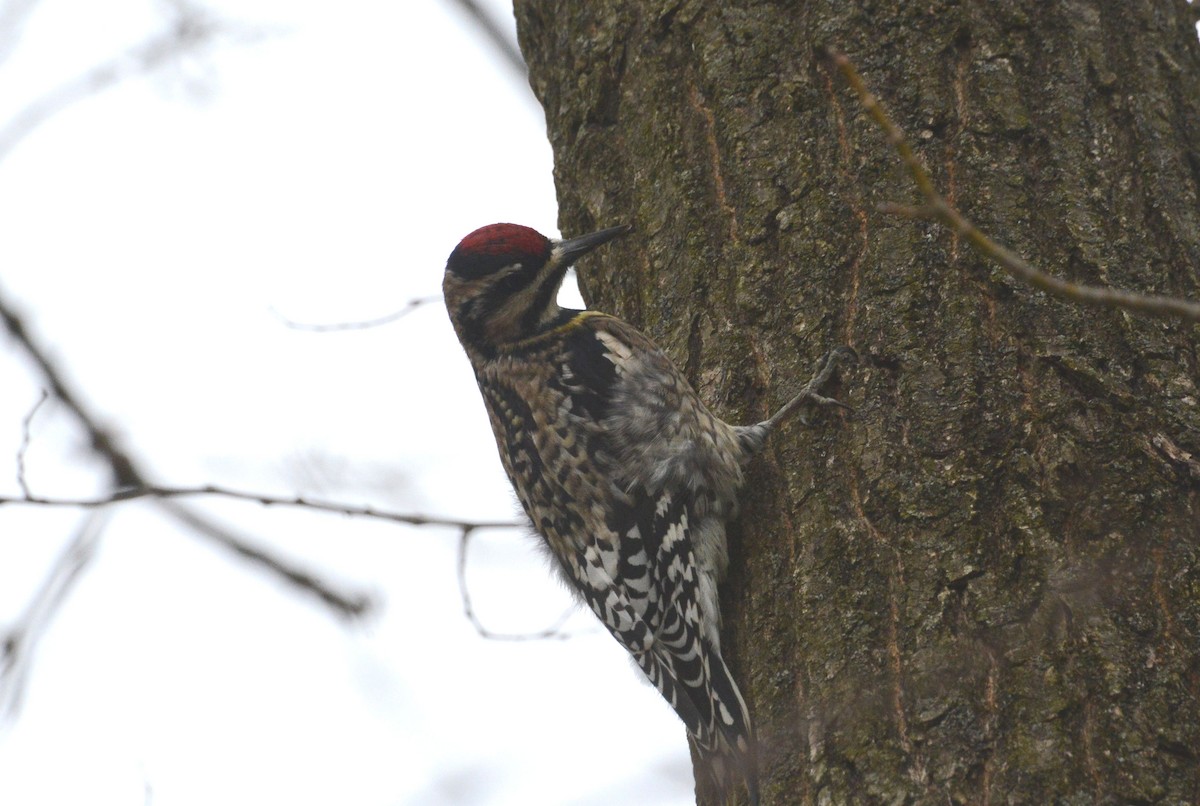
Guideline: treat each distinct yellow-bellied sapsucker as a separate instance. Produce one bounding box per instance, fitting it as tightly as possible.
[444,223,847,803]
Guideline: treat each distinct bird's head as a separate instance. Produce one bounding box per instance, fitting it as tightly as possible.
[443,222,630,355]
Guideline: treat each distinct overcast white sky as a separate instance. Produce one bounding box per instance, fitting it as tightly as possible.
[0,1,693,804]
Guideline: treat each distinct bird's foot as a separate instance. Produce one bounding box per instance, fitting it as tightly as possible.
[763,345,857,430]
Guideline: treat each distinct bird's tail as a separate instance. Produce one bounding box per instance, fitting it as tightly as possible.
[638,643,759,804]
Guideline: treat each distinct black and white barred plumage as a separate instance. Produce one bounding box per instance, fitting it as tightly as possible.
[443,223,824,803]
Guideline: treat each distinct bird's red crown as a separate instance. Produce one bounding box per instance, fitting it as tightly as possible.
[449,223,552,275]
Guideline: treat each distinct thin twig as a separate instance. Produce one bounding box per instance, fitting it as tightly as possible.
[15,390,48,498]
[272,296,441,332]
[0,482,522,531]
[456,528,578,641]
[830,50,1200,323]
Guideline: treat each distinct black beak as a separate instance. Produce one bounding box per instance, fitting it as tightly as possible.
[556,224,632,266]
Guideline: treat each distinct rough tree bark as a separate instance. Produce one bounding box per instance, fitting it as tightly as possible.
[513,2,1200,803]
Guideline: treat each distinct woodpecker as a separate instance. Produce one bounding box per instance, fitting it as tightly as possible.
[443,222,848,803]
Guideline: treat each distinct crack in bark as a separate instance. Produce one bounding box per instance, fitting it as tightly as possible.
[980,650,999,806]
[948,40,971,265]
[822,64,868,347]
[946,41,1004,350]
[849,472,919,782]
[1151,547,1178,649]
[687,76,740,244]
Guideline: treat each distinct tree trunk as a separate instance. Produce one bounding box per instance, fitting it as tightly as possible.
[513,2,1200,803]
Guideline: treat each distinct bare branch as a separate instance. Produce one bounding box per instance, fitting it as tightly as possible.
[0,482,522,531]
[272,295,441,332]
[0,288,140,486]
[830,50,1200,323]
[15,389,48,498]
[158,499,374,619]
[443,0,526,79]
[456,528,579,641]
[0,284,375,619]
[1,511,107,724]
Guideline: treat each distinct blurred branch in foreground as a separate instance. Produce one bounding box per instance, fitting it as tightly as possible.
[0,0,40,69]
[443,0,526,78]
[0,0,576,736]
[0,1,264,163]
[831,49,1200,323]
[0,0,371,621]
[0,285,374,620]
[0,0,386,731]
[0,511,106,725]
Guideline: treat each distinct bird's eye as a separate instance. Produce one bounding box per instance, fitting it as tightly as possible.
[492,264,528,295]
[449,252,515,281]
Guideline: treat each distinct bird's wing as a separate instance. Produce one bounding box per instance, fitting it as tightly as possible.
[558,317,755,773]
